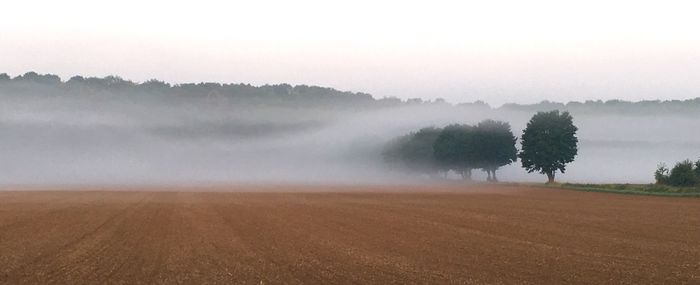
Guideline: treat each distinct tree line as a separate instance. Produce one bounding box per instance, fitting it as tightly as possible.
[499,98,700,115]
[383,111,579,183]
[3,71,700,114]
[655,159,700,187]
[0,72,418,109]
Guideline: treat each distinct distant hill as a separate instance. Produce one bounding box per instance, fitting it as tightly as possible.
[498,99,700,115]
[2,71,699,114]
[0,71,398,109]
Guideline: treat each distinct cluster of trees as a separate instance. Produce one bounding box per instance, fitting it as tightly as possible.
[383,111,578,183]
[655,159,700,187]
[383,121,517,181]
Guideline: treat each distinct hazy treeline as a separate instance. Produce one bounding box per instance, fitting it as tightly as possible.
[499,99,700,116]
[3,72,700,115]
[0,72,391,109]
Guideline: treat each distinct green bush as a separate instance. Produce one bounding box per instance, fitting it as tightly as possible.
[667,160,698,187]
[655,159,700,187]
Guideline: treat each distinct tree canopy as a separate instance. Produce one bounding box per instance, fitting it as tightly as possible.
[382,127,443,176]
[385,120,517,181]
[655,159,700,187]
[433,124,477,179]
[473,120,518,181]
[519,110,578,183]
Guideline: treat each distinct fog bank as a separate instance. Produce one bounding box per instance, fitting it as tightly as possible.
[1,90,698,185]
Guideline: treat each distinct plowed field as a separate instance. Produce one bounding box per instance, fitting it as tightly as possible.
[0,184,698,284]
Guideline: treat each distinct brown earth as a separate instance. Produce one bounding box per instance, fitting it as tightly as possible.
[0,184,698,284]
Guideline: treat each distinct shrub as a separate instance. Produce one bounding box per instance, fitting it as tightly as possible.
[668,160,698,187]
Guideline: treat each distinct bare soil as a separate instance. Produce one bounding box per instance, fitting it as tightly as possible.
[0,184,698,284]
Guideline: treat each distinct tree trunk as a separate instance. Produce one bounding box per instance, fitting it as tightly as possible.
[546,172,555,184]
[491,169,498,182]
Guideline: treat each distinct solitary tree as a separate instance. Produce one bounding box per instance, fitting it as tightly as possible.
[474,120,517,181]
[433,124,477,179]
[519,110,578,183]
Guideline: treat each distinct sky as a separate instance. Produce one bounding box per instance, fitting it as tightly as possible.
[2,0,700,105]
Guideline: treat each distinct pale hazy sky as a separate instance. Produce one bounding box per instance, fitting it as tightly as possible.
[2,0,699,105]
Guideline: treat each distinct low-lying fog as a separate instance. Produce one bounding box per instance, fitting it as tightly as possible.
[1,92,698,186]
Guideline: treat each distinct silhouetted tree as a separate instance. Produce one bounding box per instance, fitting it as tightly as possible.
[433,124,477,180]
[382,127,443,176]
[474,120,517,182]
[519,110,578,183]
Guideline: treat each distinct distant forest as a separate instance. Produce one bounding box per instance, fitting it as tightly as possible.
[2,71,699,114]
